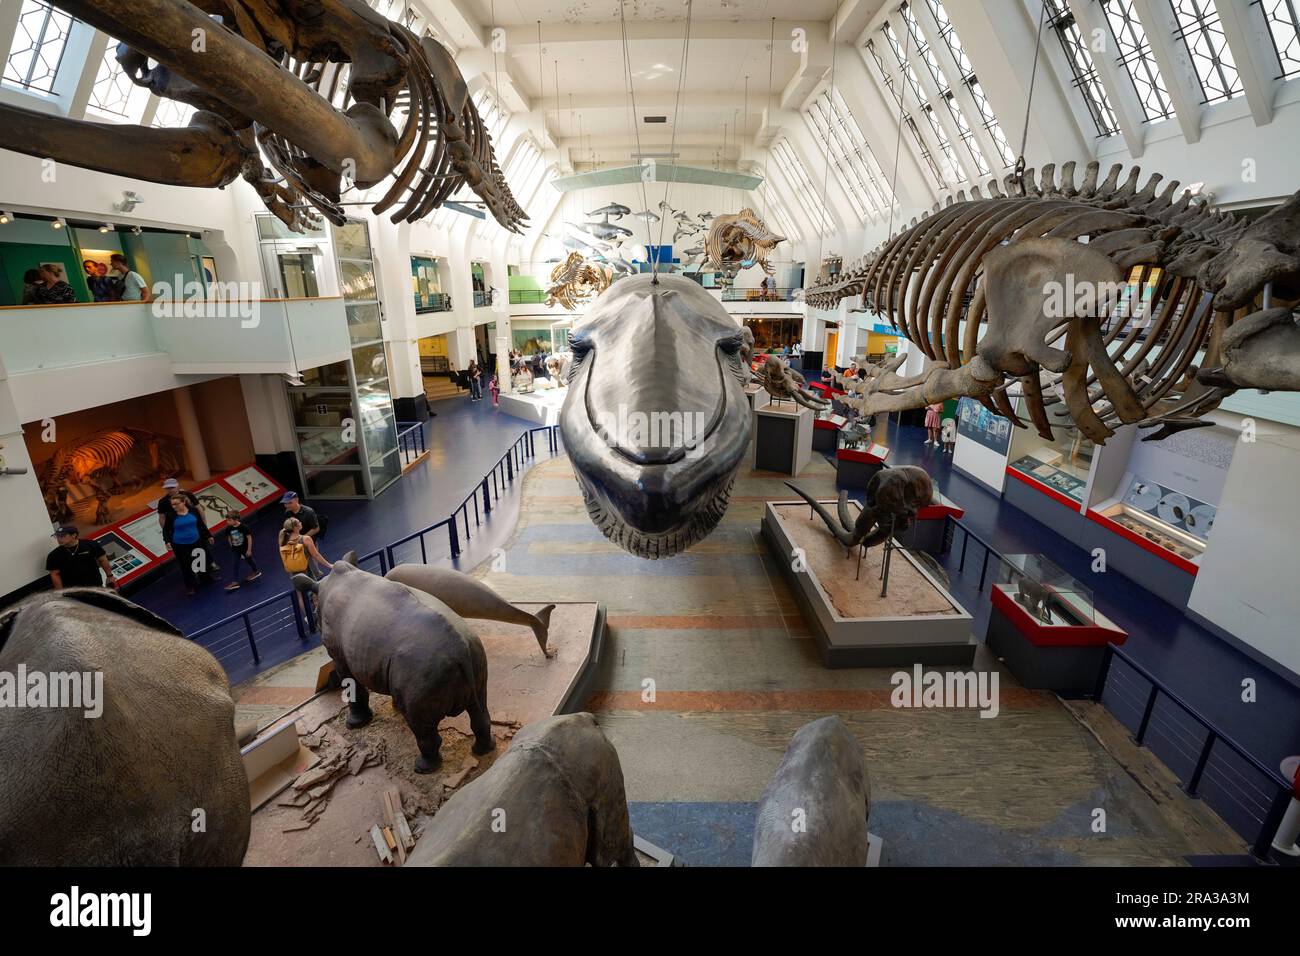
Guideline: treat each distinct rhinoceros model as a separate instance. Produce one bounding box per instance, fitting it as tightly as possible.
[407,712,638,866]
[751,716,870,867]
[0,588,250,865]
[296,554,494,773]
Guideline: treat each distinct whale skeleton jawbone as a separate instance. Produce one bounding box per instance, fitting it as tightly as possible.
[575,471,737,560]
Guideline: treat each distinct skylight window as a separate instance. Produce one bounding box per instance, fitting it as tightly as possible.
[1169,0,1243,103]
[925,0,1015,168]
[772,139,836,238]
[4,0,73,95]
[1259,0,1300,79]
[87,42,140,120]
[758,177,802,244]
[1100,0,1176,122]
[900,2,990,176]
[872,26,962,185]
[1043,0,1122,136]
[863,37,946,187]
[804,89,897,222]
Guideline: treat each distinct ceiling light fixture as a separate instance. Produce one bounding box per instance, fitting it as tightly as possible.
[0,211,12,225]
[51,217,65,230]
[98,223,112,233]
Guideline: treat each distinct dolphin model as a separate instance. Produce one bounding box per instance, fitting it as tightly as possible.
[384,564,556,658]
[577,220,634,241]
[587,203,631,220]
[633,209,661,223]
[560,274,752,559]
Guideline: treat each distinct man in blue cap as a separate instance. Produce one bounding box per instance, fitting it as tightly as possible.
[281,491,321,540]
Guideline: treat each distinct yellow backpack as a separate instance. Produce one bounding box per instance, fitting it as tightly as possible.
[279,540,309,573]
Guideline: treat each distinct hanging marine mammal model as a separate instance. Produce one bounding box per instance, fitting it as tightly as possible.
[559,273,752,559]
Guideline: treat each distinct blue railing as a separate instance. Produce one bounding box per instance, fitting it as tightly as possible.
[939,514,1293,861]
[186,425,562,676]
[395,420,427,466]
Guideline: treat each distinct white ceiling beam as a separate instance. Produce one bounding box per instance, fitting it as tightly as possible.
[1065,0,1147,159]
[780,27,834,110]
[415,0,485,49]
[1214,0,1279,126]
[831,0,890,43]
[1129,0,1203,144]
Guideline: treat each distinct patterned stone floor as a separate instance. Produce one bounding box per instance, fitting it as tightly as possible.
[473,453,1246,866]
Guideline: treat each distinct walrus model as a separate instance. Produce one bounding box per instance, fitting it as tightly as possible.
[295,553,493,773]
[385,564,556,658]
[407,713,639,866]
[751,716,871,867]
[0,589,250,865]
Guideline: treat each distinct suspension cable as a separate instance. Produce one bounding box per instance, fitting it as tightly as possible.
[617,0,657,279]
[654,0,695,274]
[1016,0,1049,195]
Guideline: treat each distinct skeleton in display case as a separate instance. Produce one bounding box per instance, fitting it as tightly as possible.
[756,355,830,411]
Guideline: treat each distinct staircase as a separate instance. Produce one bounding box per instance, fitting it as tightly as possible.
[423,374,463,402]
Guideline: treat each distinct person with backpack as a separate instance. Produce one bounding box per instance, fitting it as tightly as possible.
[279,517,331,580]
[223,510,263,591]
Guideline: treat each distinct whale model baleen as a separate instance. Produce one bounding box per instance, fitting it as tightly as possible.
[385,564,557,658]
[587,203,631,220]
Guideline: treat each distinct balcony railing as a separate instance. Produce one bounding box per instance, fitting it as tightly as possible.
[508,289,549,304]
[472,289,491,308]
[414,292,452,313]
[722,287,799,302]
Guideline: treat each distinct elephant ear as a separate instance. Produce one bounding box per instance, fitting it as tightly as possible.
[55,587,185,638]
[341,550,358,566]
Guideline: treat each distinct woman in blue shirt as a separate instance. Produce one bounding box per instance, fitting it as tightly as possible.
[170,496,215,596]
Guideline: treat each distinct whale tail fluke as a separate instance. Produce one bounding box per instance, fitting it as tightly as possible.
[533,604,557,658]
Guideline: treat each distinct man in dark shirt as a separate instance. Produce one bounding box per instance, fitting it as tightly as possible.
[46,526,115,589]
[281,492,320,539]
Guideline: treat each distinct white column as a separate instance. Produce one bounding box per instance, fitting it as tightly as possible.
[172,385,210,481]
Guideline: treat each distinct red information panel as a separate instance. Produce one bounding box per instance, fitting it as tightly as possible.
[89,462,286,586]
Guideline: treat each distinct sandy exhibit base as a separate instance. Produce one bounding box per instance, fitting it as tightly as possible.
[762,500,975,668]
[243,602,609,866]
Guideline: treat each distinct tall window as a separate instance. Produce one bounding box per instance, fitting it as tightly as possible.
[771,139,836,238]
[152,97,196,128]
[3,0,73,95]
[866,38,944,188]
[924,0,1015,168]
[758,176,802,244]
[1100,0,1176,122]
[472,87,510,141]
[1258,0,1300,80]
[900,2,991,177]
[1043,0,1121,136]
[1169,0,1242,103]
[875,25,963,185]
[87,42,140,120]
[503,138,541,200]
[804,89,896,222]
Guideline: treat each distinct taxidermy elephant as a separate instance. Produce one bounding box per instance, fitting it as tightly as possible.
[751,716,870,867]
[294,553,494,773]
[0,588,249,866]
[384,564,556,658]
[407,713,638,866]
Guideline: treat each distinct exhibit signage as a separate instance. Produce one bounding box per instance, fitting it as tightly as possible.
[956,397,1012,455]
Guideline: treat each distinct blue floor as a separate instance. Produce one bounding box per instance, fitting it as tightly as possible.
[127,394,541,682]
[849,415,1300,787]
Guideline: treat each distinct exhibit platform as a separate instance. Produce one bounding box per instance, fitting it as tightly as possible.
[761,500,976,668]
[241,602,606,866]
[754,402,813,475]
[497,385,567,426]
[836,443,891,488]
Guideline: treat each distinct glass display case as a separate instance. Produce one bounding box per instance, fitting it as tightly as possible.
[1006,401,1094,503]
[1094,475,1212,562]
[994,554,1098,627]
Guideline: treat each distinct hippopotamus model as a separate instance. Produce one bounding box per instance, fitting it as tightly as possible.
[751,716,870,867]
[385,564,556,658]
[0,589,250,865]
[407,713,639,866]
[295,553,494,773]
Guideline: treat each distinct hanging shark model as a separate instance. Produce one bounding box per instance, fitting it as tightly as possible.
[587,203,631,220]
[559,274,753,559]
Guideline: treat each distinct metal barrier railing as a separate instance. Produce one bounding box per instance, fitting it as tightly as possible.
[184,424,562,672]
[940,514,1293,860]
[395,421,427,466]
[721,287,798,302]
[1093,646,1293,861]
